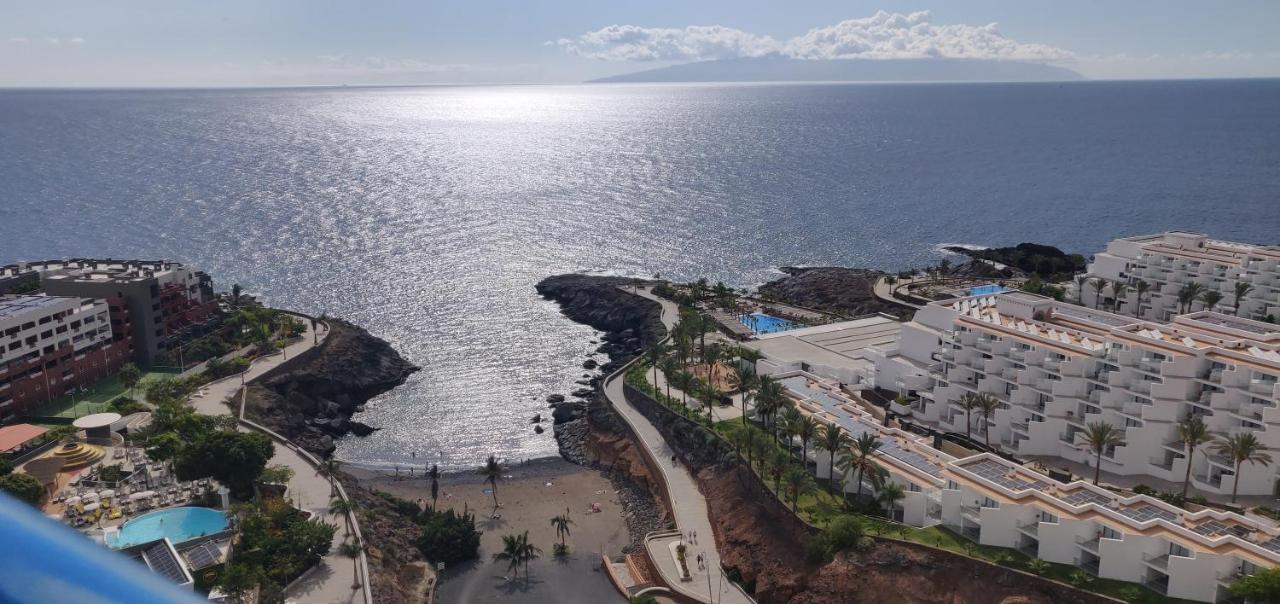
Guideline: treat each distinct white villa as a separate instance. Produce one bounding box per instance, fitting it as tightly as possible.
[1074,232,1280,322]
[774,370,1280,603]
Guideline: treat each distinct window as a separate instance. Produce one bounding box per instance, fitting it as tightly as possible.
[1100,525,1122,540]
[946,480,959,491]
[981,497,1000,509]
[1040,511,1058,524]
[1169,543,1191,558]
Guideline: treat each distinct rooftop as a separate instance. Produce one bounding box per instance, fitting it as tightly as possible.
[0,294,69,320]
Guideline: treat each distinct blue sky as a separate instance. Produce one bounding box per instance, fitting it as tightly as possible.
[3,1,1279,86]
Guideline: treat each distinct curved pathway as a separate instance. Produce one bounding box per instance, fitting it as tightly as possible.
[872,276,923,310]
[186,318,368,604]
[603,287,753,604]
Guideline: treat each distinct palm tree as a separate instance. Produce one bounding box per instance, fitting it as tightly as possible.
[329,498,355,535]
[337,541,363,589]
[646,342,671,391]
[959,393,979,441]
[1133,280,1150,317]
[493,534,523,579]
[1177,283,1207,314]
[780,406,803,452]
[1233,282,1253,316]
[974,394,1000,448]
[658,356,681,401]
[478,454,505,509]
[1175,415,1212,500]
[728,364,758,426]
[702,343,723,386]
[876,481,907,521]
[1089,277,1107,309]
[700,381,723,424]
[784,465,814,512]
[518,531,542,580]
[769,449,790,494]
[1213,433,1273,503]
[317,458,341,497]
[428,464,440,511]
[794,416,818,468]
[550,513,573,548]
[669,371,695,409]
[1200,290,1224,313]
[1110,281,1129,313]
[755,376,785,437]
[231,283,242,308]
[816,424,851,493]
[837,433,883,507]
[1083,421,1125,485]
[1075,275,1089,305]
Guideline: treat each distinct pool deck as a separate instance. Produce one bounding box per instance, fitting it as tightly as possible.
[707,308,755,338]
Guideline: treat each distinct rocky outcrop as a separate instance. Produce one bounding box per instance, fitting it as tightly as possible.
[759,267,896,317]
[535,274,665,372]
[243,319,419,458]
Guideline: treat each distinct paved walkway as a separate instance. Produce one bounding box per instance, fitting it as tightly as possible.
[872,276,924,310]
[186,318,365,604]
[605,287,753,604]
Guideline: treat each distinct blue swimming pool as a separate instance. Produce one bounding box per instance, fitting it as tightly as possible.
[968,284,1008,296]
[738,312,798,334]
[105,507,229,549]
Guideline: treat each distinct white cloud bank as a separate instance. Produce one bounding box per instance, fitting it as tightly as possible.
[555,10,1074,62]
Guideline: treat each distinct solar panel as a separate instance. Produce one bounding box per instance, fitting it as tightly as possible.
[962,459,1051,492]
[1060,489,1113,507]
[1117,504,1177,524]
[1192,519,1252,539]
[182,541,222,570]
[1260,536,1280,554]
[140,542,188,584]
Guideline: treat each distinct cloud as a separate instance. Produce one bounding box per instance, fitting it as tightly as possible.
[553,24,780,61]
[556,10,1073,63]
[8,37,29,44]
[69,37,85,45]
[46,37,61,44]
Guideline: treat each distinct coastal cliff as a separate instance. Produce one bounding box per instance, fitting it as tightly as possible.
[243,318,419,458]
[535,274,665,368]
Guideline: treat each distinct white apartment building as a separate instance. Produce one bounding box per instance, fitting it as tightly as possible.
[1077,232,1280,322]
[867,291,1280,498]
[0,295,113,368]
[775,370,1280,602]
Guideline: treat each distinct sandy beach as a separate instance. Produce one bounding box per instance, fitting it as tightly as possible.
[350,458,630,604]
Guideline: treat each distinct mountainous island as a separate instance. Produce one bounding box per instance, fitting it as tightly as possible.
[592,57,1083,84]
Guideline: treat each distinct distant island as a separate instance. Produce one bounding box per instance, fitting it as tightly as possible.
[591,57,1083,83]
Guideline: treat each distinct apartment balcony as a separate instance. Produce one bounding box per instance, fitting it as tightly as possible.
[1075,535,1100,554]
[1016,521,1040,538]
[1144,573,1170,595]
[1251,380,1278,396]
[960,505,982,525]
[1142,553,1170,573]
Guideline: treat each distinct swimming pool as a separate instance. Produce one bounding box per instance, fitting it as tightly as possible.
[105,507,229,549]
[968,284,1008,296]
[738,312,798,334]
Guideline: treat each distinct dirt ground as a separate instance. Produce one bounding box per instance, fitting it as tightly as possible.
[350,458,630,604]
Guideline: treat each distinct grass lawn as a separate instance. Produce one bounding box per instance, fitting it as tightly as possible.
[26,370,173,419]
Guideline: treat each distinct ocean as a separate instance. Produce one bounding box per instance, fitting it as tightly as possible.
[1,79,1278,470]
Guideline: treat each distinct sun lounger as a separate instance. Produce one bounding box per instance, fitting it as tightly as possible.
[109,508,122,520]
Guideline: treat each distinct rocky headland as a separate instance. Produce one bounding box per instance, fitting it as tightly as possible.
[758,266,898,316]
[242,318,419,458]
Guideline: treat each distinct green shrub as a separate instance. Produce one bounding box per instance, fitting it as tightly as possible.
[0,473,45,506]
[1131,484,1155,495]
[553,543,569,557]
[416,508,482,565]
[0,458,12,477]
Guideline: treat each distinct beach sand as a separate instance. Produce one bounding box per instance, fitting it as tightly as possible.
[350,458,629,604]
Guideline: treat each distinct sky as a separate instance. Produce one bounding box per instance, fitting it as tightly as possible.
[2,1,1279,87]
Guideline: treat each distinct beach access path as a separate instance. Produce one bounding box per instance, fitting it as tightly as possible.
[186,318,368,604]
[604,287,753,604]
[872,275,924,310]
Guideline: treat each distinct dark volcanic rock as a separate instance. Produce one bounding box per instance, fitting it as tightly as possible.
[243,318,418,458]
[759,266,897,317]
[535,274,665,369]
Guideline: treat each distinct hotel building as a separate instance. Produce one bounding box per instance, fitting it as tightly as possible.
[0,294,134,420]
[777,370,1280,602]
[1076,232,1280,322]
[7,259,216,366]
[864,291,1280,498]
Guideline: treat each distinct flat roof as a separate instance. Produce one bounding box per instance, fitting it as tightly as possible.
[0,424,47,452]
[73,412,123,429]
[0,295,68,320]
[747,316,901,372]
